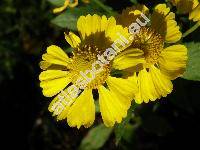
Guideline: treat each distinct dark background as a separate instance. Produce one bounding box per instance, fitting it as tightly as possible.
[0,0,200,149]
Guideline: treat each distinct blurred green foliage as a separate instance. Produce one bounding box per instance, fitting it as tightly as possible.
[49,0,115,30]
[79,124,113,150]
[183,42,200,81]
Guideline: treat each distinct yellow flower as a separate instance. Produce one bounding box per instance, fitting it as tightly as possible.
[171,0,200,22]
[189,4,200,22]
[53,0,89,13]
[39,14,138,128]
[116,4,149,28]
[114,4,188,104]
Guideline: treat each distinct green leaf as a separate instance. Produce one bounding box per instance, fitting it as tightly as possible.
[47,0,65,6]
[130,0,138,4]
[114,104,138,145]
[79,124,113,150]
[51,1,115,29]
[183,42,200,81]
[94,101,100,113]
[51,11,78,30]
[50,6,96,30]
[121,124,136,143]
[63,47,73,53]
[91,0,116,16]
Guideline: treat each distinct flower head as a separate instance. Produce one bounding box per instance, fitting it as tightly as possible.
[39,14,138,128]
[189,3,200,22]
[115,4,188,104]
[170,0,200,22]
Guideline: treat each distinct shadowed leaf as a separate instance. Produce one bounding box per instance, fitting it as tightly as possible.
[79,124,113,150]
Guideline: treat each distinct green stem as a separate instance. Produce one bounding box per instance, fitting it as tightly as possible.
[92,0,117,16]
[182,21,200,38]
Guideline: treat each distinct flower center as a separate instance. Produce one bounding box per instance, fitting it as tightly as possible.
[70,44,111,89]
[131,27,164,67]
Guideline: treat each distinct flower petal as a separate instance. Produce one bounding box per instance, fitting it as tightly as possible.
[39,61,51,70]
[48,90,74,120]
[134,66,173,104]
[151,4,170,32]
[77,14,102,39]
[116,5,149,27]
[189,4,200,22]
[151,4,181,43]
[67,89,95,128]
[171,0,199,14]
[77,14,130,50]
[39,70,72,97]
[158,45,187,80]
[105,23,130,49]
[41,45,71,67]
[165,18,182,43]
[65,32,81,48]
[106,76,137,108]
[69,0,78,8]
[53,0,70,14]
[113,48,145,70]
[98,85,131,127]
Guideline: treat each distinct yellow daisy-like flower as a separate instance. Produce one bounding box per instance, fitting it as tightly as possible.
[115,4,188,104]
[39,14,138,128]
[53,0,90,13]
[171,0,200,22]
[116,4,149,28]
[189,3,200,22]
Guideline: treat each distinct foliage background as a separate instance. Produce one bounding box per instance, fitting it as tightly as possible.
[0,0,200,149]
